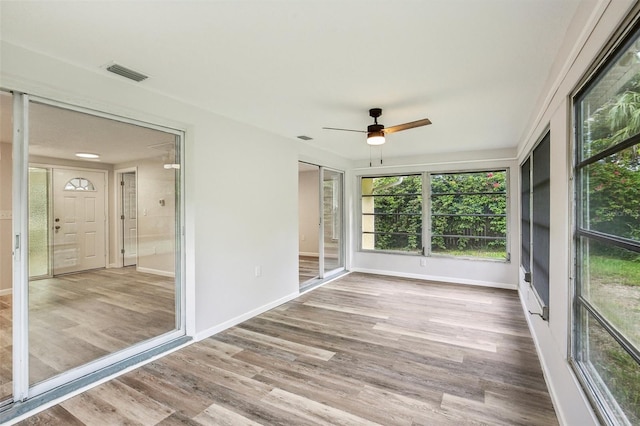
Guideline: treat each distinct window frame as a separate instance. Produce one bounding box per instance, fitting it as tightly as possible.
[357,168,510,262]
[570,12,640,425]
[359,173,424,255]
[428,168,510,261]
[520,130,551,313]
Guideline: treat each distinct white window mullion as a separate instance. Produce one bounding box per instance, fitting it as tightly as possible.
[423,172,431,256]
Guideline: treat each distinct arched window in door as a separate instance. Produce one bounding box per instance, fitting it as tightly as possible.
[63,177,95,191]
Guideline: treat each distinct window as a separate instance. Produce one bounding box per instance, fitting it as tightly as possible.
[63,177,95,191]
[521,132,551,311]
[573,21,640,425]
[521,158,531,273]
[361,175,422,253]
[430,171,507,259]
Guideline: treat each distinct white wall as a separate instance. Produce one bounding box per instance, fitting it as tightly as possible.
[134,156,176,276]
[298,168,319,256]
[351,148,519,289]
[516,1,636,425]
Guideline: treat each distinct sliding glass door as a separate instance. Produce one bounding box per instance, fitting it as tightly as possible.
[298,163,345,288]
[0,91,15,407]
[4,91,185,408]
[322,168,344,276]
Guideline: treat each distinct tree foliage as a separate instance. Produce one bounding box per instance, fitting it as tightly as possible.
[368,175,422,252]
[431,171,507,255]
[582,73,640,245]
[365,172,507,257]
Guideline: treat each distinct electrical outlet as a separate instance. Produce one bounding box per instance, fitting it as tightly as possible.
[420,258,427,267]
[255,266,262,277]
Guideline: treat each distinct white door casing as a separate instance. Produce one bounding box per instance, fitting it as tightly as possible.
[52,169,106,274]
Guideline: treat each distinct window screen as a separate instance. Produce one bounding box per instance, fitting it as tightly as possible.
[532,133,550,307]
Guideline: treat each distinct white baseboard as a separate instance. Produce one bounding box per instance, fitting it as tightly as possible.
[194,290,299,341]
[350,267,517,290]
[299,252,319,257]
[0,288,11,296]
[136,267,175,278]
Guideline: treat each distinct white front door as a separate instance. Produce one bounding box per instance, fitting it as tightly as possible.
[53,169,106,275]
[122,172,137,266]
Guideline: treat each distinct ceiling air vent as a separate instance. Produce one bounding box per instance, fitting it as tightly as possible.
[106,63,148,82]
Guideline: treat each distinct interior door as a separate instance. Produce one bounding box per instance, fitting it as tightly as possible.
[122,172,137,266]
[52,168,106,275]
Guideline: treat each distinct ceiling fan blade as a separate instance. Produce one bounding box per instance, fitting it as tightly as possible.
[322,127,366,133]
[383,118,432,134]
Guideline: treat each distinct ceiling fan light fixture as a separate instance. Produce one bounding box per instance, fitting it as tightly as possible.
[367,130,385,145]
[323,107,430,147]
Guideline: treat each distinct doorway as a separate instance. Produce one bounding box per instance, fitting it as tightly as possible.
[298,162,345,288]
[4,92,185,411]
[119,170,137,267]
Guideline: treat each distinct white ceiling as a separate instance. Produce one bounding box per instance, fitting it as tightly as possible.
[0,1,585,161]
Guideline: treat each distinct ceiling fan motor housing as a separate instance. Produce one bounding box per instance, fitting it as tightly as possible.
[369,108,384,133]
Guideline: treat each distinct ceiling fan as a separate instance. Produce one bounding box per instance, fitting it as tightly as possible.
[323,108,432,145]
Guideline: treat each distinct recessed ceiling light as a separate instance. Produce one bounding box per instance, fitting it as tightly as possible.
[75,152,100,159]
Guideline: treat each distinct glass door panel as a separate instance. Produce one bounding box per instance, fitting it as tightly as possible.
[322,169,344,275]
[27,100,182,390]
[0,91,14,404]
[299,163,344,289]
[299,162,320,286]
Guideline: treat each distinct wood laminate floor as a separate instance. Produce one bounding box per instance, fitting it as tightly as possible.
[16,273,557,425]
[0,267,175,399]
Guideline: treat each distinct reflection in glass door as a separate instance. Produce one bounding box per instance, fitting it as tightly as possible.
[322,168,344,276]
[298,162,320,285]
[0,91,14,406]
[298,162,344,289]
[5,95,184,405]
